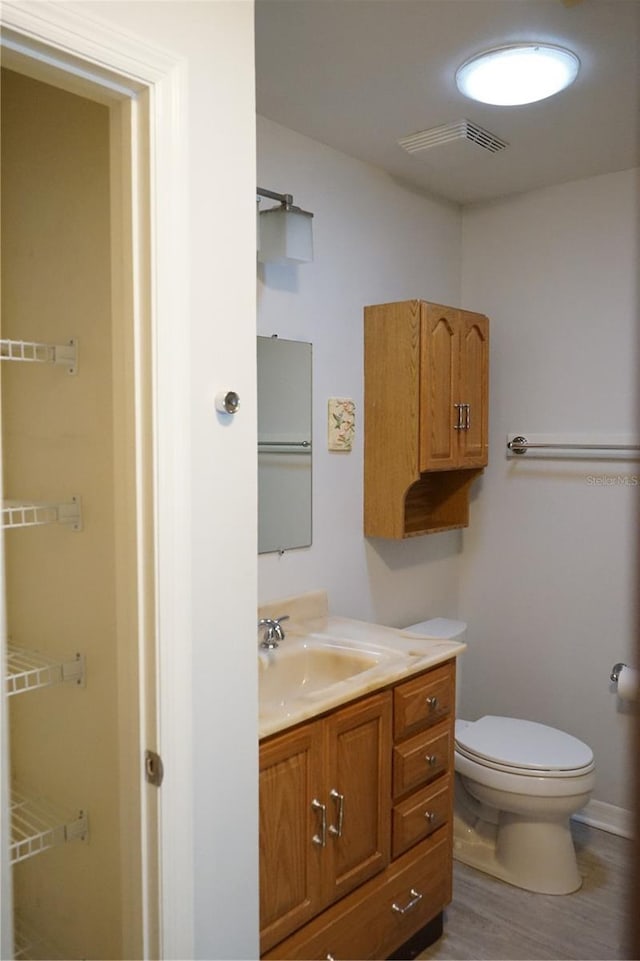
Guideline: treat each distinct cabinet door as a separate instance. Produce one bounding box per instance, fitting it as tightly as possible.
[259,724,324,954]
[458,310,489,467]
[419,303,461,471]
[323,692,392,905]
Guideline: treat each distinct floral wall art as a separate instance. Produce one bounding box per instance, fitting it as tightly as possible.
[328,397,355,451]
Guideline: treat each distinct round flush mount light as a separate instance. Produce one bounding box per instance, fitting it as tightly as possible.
[456,43,580,106]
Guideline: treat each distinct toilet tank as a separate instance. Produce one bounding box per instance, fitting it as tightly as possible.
[403,617,467,706]
[403,617,467,643]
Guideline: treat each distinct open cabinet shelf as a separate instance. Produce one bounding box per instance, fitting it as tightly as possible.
[10,791,88,866]
[6,645,85,697]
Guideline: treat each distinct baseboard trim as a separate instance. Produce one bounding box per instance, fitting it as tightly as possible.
[573,799,635,839]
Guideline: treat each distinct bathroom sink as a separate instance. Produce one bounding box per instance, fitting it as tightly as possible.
[258,640,382,711]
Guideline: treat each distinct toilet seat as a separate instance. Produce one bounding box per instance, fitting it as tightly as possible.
[455,716,594,778]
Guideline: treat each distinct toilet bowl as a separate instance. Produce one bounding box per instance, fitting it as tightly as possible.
[454,716,595,894]
[402,619,596,896]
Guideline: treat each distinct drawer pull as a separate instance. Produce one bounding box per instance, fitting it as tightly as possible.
[326,955,336,960]
[424,810,436,823]
[426,695,439,710]
[425,754,438,767]
[391,888,423,915]
[311,798,327,847]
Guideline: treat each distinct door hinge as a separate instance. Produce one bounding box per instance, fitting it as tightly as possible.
[145,749,164,787]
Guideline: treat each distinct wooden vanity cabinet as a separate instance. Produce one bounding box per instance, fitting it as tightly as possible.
[261,659,456,960]
[260,693,392,955]
[364,299,489,538]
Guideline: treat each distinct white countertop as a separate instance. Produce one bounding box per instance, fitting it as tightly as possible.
[258,594,465,739]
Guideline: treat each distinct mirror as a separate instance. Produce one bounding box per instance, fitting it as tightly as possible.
[257,336,312,554]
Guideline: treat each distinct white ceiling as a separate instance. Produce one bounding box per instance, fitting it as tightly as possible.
[255,0,640,205]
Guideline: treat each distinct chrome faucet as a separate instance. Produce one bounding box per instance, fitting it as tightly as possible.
[258,615,289,650]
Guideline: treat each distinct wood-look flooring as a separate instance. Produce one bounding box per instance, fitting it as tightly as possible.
[418,823,633,961]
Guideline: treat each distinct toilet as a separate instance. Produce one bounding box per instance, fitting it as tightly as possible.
[403,619,596,895]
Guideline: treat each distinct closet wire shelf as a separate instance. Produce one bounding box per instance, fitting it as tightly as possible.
[10,791,88,865]
[13,917,66,961]
[6,645,85,696]
[2,497,83,532]
[0,337,77,374]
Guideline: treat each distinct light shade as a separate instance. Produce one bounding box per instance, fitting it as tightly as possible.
[456,43,580,106]
[257,206,314,265]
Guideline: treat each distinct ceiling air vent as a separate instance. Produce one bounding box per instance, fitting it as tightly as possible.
[398,119,508,155]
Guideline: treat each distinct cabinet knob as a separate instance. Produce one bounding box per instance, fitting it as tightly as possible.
[425,754,438,767]
[424,810,436,823]
[426,695,439,710]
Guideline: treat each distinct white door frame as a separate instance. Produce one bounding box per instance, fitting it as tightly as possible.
[0,4,193,958]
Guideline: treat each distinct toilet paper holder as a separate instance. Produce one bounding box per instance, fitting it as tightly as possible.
[610,662,627,683]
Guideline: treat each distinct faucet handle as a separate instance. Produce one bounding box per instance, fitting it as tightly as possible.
[258,615,289,649]
[273,615,289,639]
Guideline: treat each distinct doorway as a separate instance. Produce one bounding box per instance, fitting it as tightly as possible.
[1,47,158,961]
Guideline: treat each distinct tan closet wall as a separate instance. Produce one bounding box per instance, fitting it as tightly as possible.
[2,68,123,960]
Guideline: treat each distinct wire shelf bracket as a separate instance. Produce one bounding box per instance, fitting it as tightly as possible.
[2,495,83,531]
[6,645,85,696]
[0,337,78,374]
[10,791,88,865]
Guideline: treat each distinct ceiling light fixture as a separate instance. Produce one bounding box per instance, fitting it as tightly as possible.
[456,43,580,106]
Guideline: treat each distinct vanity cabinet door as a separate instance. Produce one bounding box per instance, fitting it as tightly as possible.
[259,724,324,954]
[324,692,392,905]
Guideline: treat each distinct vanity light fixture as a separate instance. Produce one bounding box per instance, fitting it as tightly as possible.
[455,43,580,106]
[257,187,314,265]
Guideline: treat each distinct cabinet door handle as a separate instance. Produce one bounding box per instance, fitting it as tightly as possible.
[464,403,471,430]
[391,888,423,915]
[453,403,464,429]
[425,754,438,767]
[328,788,345,838]
[426,695,439,710]
[311,798,327,847]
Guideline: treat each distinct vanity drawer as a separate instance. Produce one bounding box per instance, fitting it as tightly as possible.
[392,722,450,799]
[392,776,451,859]
[262,830,451,960]
[393,662,454,740]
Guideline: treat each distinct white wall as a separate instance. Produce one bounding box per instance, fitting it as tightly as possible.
[459,168,639,817]
[257,116,466,627]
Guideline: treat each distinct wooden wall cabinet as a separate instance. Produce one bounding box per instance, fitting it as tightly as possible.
[260,660,456,960]
[364,299,489,538]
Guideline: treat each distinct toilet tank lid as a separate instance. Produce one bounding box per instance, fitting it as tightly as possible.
[403,617,467,640]
[455,716,594,771]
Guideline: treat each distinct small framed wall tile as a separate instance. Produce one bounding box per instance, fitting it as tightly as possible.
[328,397,355,451]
